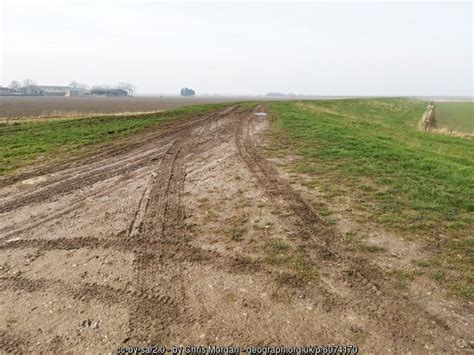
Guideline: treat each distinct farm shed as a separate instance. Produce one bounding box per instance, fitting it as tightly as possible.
[0,86,16,95]
[20,85,70,96]
[66,88,89,97]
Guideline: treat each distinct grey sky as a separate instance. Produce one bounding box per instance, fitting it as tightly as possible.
[1,1,472,96]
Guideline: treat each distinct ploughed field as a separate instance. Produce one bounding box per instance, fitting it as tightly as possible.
[0,96,234,119]
[0,99,472,353]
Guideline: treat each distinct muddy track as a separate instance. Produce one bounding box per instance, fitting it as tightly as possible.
[0,105,469,353]
[128,123,194,344]
[0,110,230,214]
[0,108,230,190]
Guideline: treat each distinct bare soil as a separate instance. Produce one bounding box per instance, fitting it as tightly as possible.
[0,106,472,353]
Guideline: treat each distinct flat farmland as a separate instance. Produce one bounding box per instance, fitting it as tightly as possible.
[0,96,235,119]
[435,101,474,133]
[1,100,472,352]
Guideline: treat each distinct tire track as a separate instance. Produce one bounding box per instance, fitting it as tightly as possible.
[0,168,154,240]
[0,330,31,354]
[0,109,229,214]
[0,108,228,190]
[235,106,456,352]
[0,149,166,214]
[127,171,159,238]
[127,121,198,344]
[0,275,179,313]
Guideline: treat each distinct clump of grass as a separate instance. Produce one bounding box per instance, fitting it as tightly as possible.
[223,214,248,241]
[432,270,446,281]
[390,269,418,289]
[452,285,474,299]
[270,241,290,250]
[412,259,431,268]
[318,207,338,225]
[263,240,317,282]
[223,291,237,303]
[229,228,246,241]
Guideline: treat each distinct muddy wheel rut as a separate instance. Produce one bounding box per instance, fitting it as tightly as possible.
[0,105,469,353]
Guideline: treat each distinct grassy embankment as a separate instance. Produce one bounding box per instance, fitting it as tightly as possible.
[435,101,474,134]
[0,102,232,177]
[266,98,473,299]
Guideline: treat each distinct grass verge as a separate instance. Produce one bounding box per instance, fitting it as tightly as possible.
[266,98,473,299]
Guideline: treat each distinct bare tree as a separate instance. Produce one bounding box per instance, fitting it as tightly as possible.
[22,79,36,87]
[116,82,135,96]
[9,81,21,91]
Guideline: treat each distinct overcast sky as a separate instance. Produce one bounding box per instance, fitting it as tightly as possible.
[0,1,472,96]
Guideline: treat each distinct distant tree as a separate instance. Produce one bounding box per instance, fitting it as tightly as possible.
[180,87,195,97]
[116,82,135,96]
[9,81,21,91]
[22,79,36,87]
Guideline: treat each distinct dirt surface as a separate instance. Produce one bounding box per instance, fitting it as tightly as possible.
[0,106,472,353]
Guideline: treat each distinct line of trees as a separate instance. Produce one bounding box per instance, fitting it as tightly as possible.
[8,79,35,91]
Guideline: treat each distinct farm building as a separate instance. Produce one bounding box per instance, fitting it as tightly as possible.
[90,88,128,97]
[0,86,16,95]
[66,88,89,97]
[20,85,71,96]
[12,85,129,97]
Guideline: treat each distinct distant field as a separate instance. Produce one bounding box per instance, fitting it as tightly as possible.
[435,101,474,133]
[0,96,234,119]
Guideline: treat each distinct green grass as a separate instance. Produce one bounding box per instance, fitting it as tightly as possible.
[390,269,418,289]
[0,102,232,176]
[267,98,473,298]
[435,101,474,133]
[263,240,318,282]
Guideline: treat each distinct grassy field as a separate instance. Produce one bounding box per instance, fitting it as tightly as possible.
[435,101,474,133]
[267,98,473,298]
[0,102,231,176]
